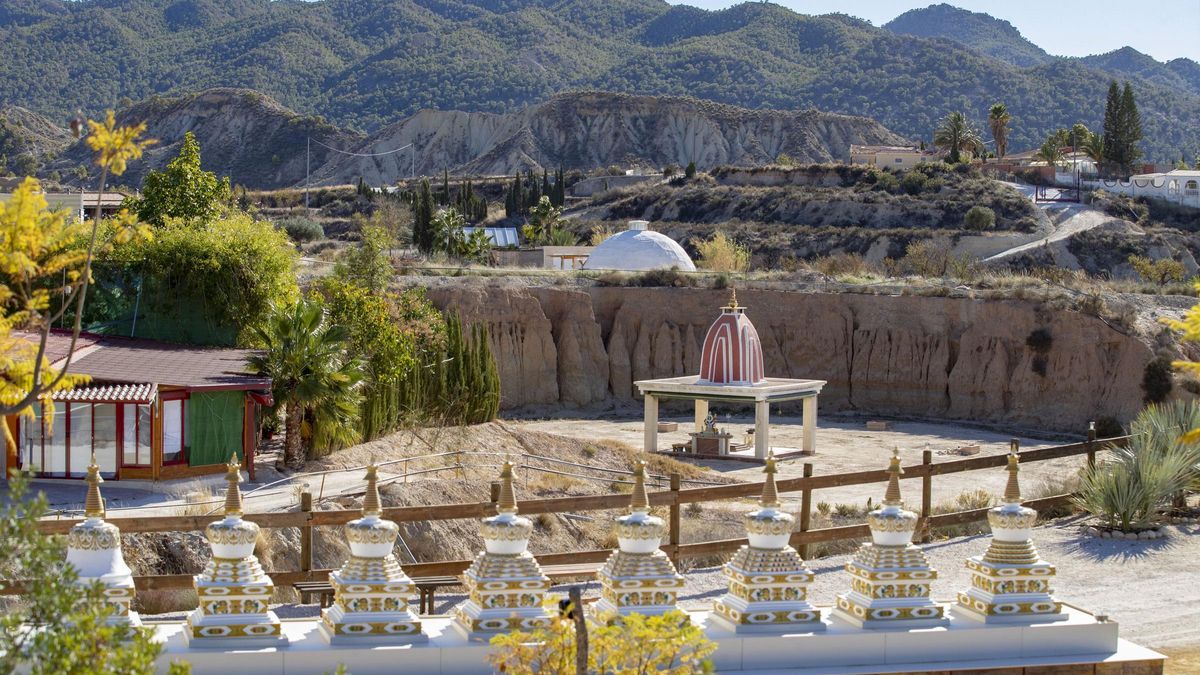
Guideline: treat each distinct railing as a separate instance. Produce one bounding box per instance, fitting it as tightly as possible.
[4,432,1123,595]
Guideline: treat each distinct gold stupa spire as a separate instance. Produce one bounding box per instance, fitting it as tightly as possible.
[760,451,780,508]
[883,447,904,506]
[363,461,382,516]
[84,453,105,518]
[1003,450,1022,504]
[223,454,244,517]
[630,460,650,512]
[497,459,518,515]
[724,287,740,311]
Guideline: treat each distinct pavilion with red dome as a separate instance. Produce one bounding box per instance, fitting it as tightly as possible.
[635,290,825,460]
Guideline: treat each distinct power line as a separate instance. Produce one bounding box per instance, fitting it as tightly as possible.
[310,137,414,158]
[305,136,416,207]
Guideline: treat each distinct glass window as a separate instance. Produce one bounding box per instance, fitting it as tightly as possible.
[138,405,152,462]
[163,399,185,464]
[122,405,138,466]
[68,402,91,478]
[45,403,66,477]
[19,404,44,472]
[93,404,117,478]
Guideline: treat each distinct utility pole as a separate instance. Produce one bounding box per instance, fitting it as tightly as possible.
[305,136,311,210]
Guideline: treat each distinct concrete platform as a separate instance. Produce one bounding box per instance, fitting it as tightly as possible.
[149,604,1165,674]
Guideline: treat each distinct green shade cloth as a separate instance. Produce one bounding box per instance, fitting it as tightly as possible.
[187,391,245,467]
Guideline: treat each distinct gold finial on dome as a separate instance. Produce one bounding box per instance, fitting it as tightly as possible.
[223,453,244,517]
[1003,450,1022,503]
[760,451,780,508]
[84,452,105,518]
[724,287,740,311]
[883,447,904,506]
[630,459,650,512]
[497,459,518,515]
[362,461,382,516]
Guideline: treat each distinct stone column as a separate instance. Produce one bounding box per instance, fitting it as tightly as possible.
[644,394,659,453]
[802,396,817,454]
[694,399,709,432]
[754,400,770,460]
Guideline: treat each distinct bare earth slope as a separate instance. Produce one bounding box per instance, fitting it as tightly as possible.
[308,92,908,184]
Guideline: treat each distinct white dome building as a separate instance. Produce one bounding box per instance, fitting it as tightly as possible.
[583,221,695,272]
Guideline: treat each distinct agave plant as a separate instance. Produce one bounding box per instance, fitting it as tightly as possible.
[1073,401,1200,531]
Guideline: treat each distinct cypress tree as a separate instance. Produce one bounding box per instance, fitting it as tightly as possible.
[415,178,434,252]
[1101,80,1121,176]
[1116,82,1143,175]
[541,168,551,200]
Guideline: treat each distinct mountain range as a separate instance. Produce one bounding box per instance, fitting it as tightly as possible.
[0,0,1197,167]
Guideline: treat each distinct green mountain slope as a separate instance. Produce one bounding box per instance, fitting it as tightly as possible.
[0,0,1197,162]
[884,3,1052,68]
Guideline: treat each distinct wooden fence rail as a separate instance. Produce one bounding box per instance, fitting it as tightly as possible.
[6,433,1125,597]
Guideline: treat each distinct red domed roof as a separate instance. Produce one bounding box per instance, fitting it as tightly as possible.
[698,290,765,385]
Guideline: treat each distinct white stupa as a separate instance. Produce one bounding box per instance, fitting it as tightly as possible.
[583,221,696,272]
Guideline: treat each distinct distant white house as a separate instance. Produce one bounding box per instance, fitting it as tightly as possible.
[848,144,938,170]
[0,190,127,221]
[1063,168,1200,209]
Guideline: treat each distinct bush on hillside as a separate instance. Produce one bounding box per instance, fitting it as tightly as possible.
[696,231,750,272]
[276,216,324,243]
[964,205,996,231]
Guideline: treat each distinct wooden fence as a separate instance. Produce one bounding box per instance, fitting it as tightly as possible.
[7,432,1122,595]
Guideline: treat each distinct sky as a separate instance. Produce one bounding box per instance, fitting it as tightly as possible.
[671,1,1200,62]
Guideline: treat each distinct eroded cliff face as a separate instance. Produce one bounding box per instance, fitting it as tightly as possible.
[420,282,1150,432]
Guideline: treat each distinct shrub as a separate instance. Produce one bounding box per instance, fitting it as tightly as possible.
[276,216,324,243]
[1128,254,1186,285]
[1142,354,1174,404]
[1073,401,1200,531]
[1094,416,1125,439]
[873,171,900,192]
[696,231,750,272]
[685,161,697,179]
[629,267,694,287]
[1025,328,1053,353]
[964,205,996,231]
[899,171,927,195]
[811,253,871,277]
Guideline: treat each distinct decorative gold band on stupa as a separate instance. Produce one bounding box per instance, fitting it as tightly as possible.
[497,460,518,514]
[1004,451,1022,503]
[761,451,780,508]
[224,454,244,517]
[883,448,904,506]
[362,462,382,516]
[84,453,105,518]
[630,460,650,512]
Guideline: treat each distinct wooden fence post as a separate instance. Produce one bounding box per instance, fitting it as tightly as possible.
[798,463,813,560]
[669,473,681,562]
[920,450,932,543]
[299,490,313,595]
[1086,422,1097,469]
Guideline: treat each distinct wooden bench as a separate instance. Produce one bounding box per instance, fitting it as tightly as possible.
[293,562,604,613]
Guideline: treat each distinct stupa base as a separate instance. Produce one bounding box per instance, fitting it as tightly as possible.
[710,597,824,633]
[451,602,554,642]
[589,598,688,624]
[830,596,949,630]
[954,591,1068,625]
[185,608,287,648]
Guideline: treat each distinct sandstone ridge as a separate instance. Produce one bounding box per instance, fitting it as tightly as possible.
[416,281,1150,433]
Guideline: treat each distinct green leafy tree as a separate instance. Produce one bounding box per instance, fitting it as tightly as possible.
[0,474,183,674]
[933,111,983,164]
[131,132,230,225]
[335,225,393,292]
[987,103,1011,159]
[247,297,364,468]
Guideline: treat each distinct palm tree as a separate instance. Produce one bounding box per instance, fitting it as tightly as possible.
[987,103,1012,159]
[933,112,984,164]
[1081,132,1106,175]
[1035,137,1065,168]
[247,298,364,469]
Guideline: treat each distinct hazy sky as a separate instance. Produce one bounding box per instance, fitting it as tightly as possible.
[671,1,1200,62]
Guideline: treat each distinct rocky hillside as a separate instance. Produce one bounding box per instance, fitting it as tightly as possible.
[50,89,363,189]
[0,105,71,175]
[1,1,1197,161]
[407,280,1161,433]
[308,92,907,184]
